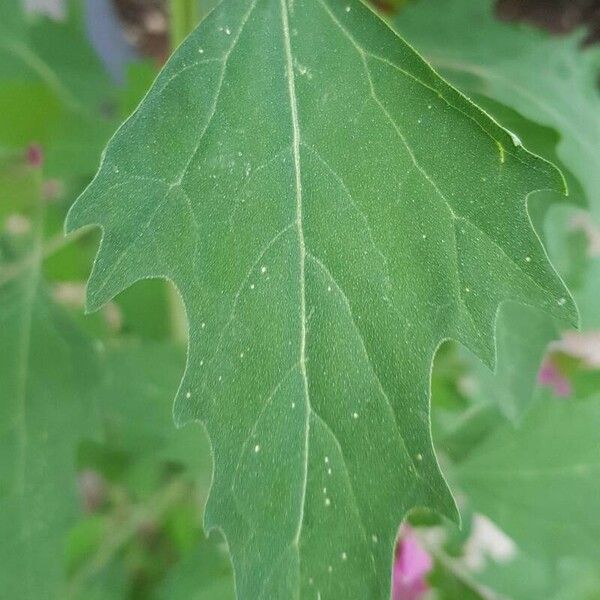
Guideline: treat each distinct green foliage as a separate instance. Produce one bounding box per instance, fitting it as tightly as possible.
[66,0,576,597]
[457,395,600,560]
[469,303,559,421]
[395,0,600,218]
[395,0,600,420]
[158,535,234,600]
[0,222,101,598]
[1,0,600,598]
[0,0,116,178]
[64,343,232,599]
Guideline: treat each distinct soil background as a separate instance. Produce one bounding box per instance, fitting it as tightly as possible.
[112,0,600,63]
[496,0,600,42]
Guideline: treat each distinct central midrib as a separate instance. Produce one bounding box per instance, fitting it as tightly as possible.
[278,0,311,547]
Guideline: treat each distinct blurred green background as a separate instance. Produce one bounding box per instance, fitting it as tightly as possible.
[1,1,600,599]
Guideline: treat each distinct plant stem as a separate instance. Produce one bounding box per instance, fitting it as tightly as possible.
[170,0,200,49]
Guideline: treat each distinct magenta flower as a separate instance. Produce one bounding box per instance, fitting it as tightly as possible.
[393,527,433,600]
[538,359,571,397]
[26,143,44,168]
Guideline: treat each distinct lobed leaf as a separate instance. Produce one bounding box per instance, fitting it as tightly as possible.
[395,0,600,419]
[67,0,576,597]
[395,0,600,218]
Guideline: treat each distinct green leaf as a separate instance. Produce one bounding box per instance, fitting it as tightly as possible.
[478,552,600,600]
[468,96,586,211]
[465,302,559,422]
[456,396,600,561]
[158,534,234,600]
[0,232,101,598]
[427,562,486,600]
[0,0,112,115]
[100,344,212,484]
[457,180,566,422]
[0,161,40,224]
[395,1,598,419]
[0,0,117,181]
[65,344,220,599]
[0,82,62,149]
[67,0,575,597]
[544,205,600,330]
[434,400,502,465]
[395,0,600,218]
[107,280,172,341]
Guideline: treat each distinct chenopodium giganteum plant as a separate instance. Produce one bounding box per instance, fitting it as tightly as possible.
[67,0,577,597]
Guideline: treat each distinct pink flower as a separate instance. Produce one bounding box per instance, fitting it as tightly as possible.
[26,143,44,168]
[393,527,433,600]
[538,359,571,397]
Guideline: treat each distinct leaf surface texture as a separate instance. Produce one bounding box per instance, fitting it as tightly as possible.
[67,0,575,597]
